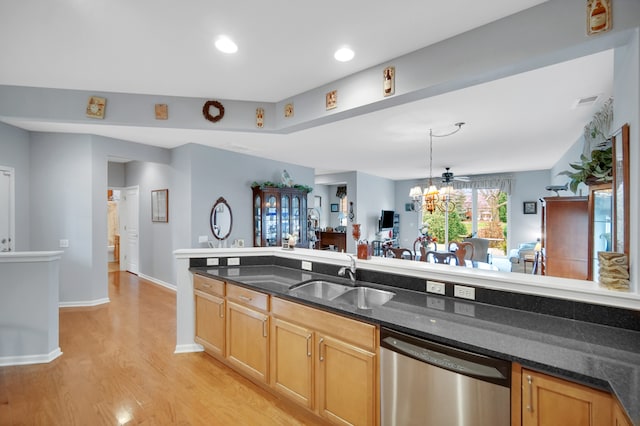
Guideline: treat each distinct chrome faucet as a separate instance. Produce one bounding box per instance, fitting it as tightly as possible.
[338,254,357,284]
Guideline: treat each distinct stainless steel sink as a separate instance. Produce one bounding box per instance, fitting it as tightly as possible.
[331,287,395,309]
[288,280,353,300]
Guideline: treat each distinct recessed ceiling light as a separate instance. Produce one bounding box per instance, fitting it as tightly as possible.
[214,36,238,54]
[334,47,354,62]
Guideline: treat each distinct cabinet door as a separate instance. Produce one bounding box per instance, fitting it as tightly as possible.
[194,290,225,358]
[226,301,269,383]
[270,317,314,409]
[317,335,376,426]
[522,369,611,426]
[613,399,632,426]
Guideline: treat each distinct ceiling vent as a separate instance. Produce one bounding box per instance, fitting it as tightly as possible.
[572,95,600,108]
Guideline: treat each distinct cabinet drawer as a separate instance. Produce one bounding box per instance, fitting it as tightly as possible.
[227,284,269,312]
[193,274,225,296]
[272,297,376,351]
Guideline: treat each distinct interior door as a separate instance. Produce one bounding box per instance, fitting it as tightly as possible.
[0,166,14,252]
[122,186,140,274]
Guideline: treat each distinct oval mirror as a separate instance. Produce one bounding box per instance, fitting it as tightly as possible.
[210,197,233,240]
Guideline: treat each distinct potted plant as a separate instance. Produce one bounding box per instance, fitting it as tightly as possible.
[559,146,612,193]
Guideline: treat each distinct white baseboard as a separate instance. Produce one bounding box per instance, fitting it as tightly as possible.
[174,343,204,354]
[139,273,176,292]
[59,297,110,308]
[0,347,63,366]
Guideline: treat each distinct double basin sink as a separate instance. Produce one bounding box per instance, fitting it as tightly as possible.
[288,280,395,310]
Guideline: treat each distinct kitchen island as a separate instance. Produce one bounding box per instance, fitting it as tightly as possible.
[175,247,640,425]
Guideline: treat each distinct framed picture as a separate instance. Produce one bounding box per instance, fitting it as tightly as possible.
[152,189,169,222]
[326,90,337,110]
[523,201,537,215]
[314,195,322,208]
[383,66,395,97]
[155,104,168,120]
[86,96,106,119]
[330,203,339,212]
[284,103,294,118]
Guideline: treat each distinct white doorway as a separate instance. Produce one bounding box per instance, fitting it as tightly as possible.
[0,166,15,252]
[120,186,140,275]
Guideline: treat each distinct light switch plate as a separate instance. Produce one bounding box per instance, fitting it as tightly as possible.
[301,261,312,271]
[227,257,240,266]
[198,235,208,243]
[206,258,219,266]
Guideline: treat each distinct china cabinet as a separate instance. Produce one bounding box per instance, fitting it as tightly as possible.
[588,184,613,280]
[541,196,589,279]
[252,187,309,248]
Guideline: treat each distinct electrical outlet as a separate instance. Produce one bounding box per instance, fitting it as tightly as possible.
[426,280,445,295]
[59,239,69,248]
[454,285,475,300]
[227,257,240,266]
[198,235,208,243]
[206,258,219,266]
[301,261,312,271]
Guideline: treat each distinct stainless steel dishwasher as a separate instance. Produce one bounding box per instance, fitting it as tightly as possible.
[380,328,511,426]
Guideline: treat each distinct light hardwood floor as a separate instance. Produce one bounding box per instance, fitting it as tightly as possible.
[0,271,324,425]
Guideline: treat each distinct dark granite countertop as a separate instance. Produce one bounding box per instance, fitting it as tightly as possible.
[192,264,640,424]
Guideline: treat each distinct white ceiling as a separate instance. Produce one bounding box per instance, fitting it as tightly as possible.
[0,0,614,181]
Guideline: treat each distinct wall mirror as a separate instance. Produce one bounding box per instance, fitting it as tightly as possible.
[210,197,233,240]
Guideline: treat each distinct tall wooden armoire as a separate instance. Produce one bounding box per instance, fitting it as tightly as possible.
[541,196,589,279]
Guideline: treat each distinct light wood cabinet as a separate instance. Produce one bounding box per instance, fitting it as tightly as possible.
[225,284,270,384]
[613,399,633,426]
[522,368,612,426]
[194,275,225,357]
[317,334,376,426]
[271,297,378,426]
[270,317,314,409]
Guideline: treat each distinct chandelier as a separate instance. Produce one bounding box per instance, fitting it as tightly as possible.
[409,123,464,213]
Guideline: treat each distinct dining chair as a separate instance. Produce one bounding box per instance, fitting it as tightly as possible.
[449,241,474,266]
[422,249,458,265]
[387,247,414,260]
[463,237,490,262]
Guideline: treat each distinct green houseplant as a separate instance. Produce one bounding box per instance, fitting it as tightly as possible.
[559,146,612,193]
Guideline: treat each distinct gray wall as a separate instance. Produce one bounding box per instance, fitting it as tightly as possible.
[0,122,30,251]
[29,133,97,303]
[107,162,125,187]
[188,143,314,250]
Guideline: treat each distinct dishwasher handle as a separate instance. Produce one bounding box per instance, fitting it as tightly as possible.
[380,328,511,388]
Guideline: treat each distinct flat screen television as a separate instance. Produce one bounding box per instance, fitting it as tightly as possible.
[379,210,395,230]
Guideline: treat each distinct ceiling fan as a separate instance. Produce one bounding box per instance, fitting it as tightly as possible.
[441,167,469,184]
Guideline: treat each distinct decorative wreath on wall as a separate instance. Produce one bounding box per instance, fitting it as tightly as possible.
[202,100,225,123]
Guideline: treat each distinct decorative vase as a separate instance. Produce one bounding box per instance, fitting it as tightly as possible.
[352,224,361,242]
[598,251,630,291]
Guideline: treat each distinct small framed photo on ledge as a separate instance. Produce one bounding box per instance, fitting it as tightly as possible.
[523,201,537,215]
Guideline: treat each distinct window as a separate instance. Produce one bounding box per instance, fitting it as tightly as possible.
[422,187,508,256]
[339,197,348,227]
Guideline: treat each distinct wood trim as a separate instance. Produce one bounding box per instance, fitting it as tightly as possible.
[511,362,522,426]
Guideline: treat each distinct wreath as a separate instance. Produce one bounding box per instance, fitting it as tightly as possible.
[202,100,225,123]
